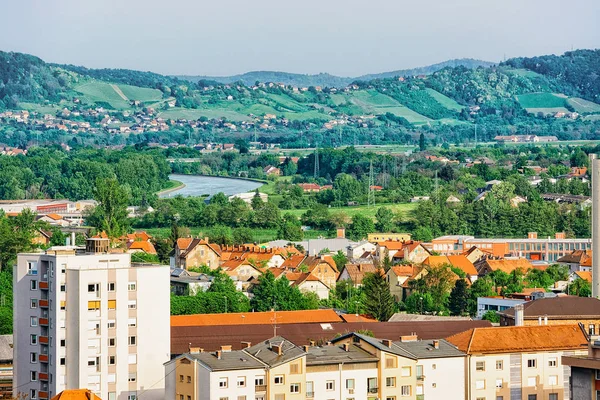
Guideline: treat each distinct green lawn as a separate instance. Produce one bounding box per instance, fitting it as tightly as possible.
[117,84,164,103]
[505,68,544,79]
[425,88,464,111]
[567,97,600,114]
[516,92,567,109]
[19,102,62,114]
[524,107,571,115]
[74,81,131,109]
[158,108,250,121]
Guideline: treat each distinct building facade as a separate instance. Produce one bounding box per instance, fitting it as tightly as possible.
[13,239,170,400]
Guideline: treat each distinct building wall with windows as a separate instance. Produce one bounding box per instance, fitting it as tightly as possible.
[305,363,378,400]
[266,357,306,400]
[417,357,464,400]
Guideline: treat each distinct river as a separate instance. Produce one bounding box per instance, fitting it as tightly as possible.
[160,174,263,198]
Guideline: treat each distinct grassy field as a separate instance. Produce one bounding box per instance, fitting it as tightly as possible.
[567,97,600,114]
[516,92,567,110]
[284,203,418,221]
[158,108,250,121]
[425,88,464,111]
[524,107,571,115]
[74,81,132,109]
[19,102,62,114]
[117,84,163,103]
[505,68,544,79]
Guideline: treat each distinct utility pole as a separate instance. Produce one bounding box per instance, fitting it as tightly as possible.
[368,160,375,208]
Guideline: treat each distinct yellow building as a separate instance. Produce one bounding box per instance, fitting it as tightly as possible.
[368,233,411,243]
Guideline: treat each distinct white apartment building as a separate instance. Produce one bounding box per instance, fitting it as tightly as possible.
[13,239,170,400]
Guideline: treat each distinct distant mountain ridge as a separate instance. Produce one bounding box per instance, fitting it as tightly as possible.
[175,58,495,88]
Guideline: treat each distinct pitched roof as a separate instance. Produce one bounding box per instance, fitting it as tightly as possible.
[302,255,338,272]
[126,231,152,242]
[280,254,307,269]
[392,339,465,359]
[480,258,534,274]
[574,271,592,283]
[447,255,478,276]
[339,263,377,284]
[171,320,492,354]
[339,314,378,323]
[245,336,305,367]
[306,343,379,365]
[184,349,266,371]
[171,309,343,327]
[446,325,587,354]
[389,266,420,277]
[50,390,102,400]
[0,334,12,361]
[127,240,157,254]
[45,213,63,220]
[557,249,592,264]
[176,237,193,251]
[498,296,600,319]
[179,238,222,258]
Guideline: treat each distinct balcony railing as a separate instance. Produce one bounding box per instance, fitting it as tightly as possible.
[39,300,49,308]
[255,385,267,392]
[39,354,49,363]
[39,318,49,326]
[368,387,378,394]
[39,336,49,344]
[39,282,49,290]
[39,373,49,381]
[417,375,425,381]
[39,391,48,399]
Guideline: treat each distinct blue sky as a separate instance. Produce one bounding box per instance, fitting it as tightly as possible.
[1,0,599,76]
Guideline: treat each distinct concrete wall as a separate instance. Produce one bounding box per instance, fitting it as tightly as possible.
[570,367,593,400]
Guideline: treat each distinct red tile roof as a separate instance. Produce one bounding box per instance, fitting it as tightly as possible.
[50,390,102,400]
[171,309,343,327]
[127,240,157,255]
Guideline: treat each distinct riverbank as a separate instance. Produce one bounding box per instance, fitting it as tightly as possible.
[160,174,263,198]
[156,179,185,197]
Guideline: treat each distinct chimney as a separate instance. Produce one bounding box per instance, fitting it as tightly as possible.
[303,345,310,352]
[320,255,325,261]
[241,341,251,349]
[309,340,316,346]
[544,316,548,325]
[337,228,346,239]
[221,345,232,352]
[432,340,439,349]
[399,335,418,343]
[204,236,209,242]
[189,347,203,354]
[215,350,222,359]
[382,339,393,348]
[555,232,566,240]
[272,344,283,355]
[515,303,524,326]
[592,154,600,299]
[538,316,542,326]
[342,343,350,352]
[528,232,537,239]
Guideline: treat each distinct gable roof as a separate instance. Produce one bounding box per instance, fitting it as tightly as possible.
[306,343,379,365]
[280,254,307,269]
[447,255,478,276]
[183,349,266,371]
[574,271,592,283]
[557,249,592,264]
[246,336,305,367]
[446,325,587,354]
[171,309,343,327]
[179,238,222,258]
[127,240,157,254]
[392,338,465,359]
[50,390,102,400]
[388,265,420,277]
[479,258,534,274]
[498,296,600,319]
[302,255,338,272]
[339,263,377,284]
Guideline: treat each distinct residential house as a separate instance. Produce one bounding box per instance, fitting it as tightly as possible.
[298,183,322,193]
[376,241,430,264]
[557,249,592,272]
[475,258,534,277]
[32,229,52,246]
[562,338,600,400]
[446,195,461,204]
[269,269,331,300]
[301,256,339,288]
[346,241,376,261]
[170,268,215,295]
[37,213,70,227]
[386,266,425,302]
[127,240,157,255]
[569,270,592,284]
[423,255,478,284]
[220,258,263,284]
[497,297,600,333]
[462,246,488,264]
[175,237,222,269]
[446,325,588,400]
[337,264,377,287]
[263,166,281,176]
[476,297,526,319]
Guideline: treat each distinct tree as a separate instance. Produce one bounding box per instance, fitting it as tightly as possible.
[253,202,281,228]
[482,310,500,323]
[419,133,426,151]
[375,207,395,232]
[87,178,130,239]
[348,214,375,241]
[568,278,591,297]
[448,279,470,316]
[278,214,304,241]
[570,148,588,168]
[332,251,348,271]
[251,190,264,210]
[0,209,44,270]
[207,226,233,245]
[234,138,249,154]
[362,268,395,321]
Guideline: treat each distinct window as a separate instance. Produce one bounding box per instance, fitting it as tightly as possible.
[416,365,423,378]
[128,282,137,291]
[30,299,37,309]
[476,361,485,371]
[548,357,557,367]
[527,377,536,386]
[326,381,334,391]
[60,301,66,310]
[128,373,137,382]
[548,394,558,400]
[290,384,300,393]
[60,284,66,292]
[30,353,37,363]
[219,377,228,388]
[128,336,136,346]
[527,359,537,368]
[88,283,99,293]
[367,377,377,392]
[255,376,265,386]
[128,395,137,400]
[496,379,503,388]
[128,354,137,364]
[128,300,137,309]
[475,380,485,390]
[496,359,503,370]
[108,300,116,310]
[108,320,116,329]
[108,282,115,291]
[180,396,184,400]
[274,395,284,400]
[497,397,504,400]
[401,366,411,377]
[87,357,97,367]
[386,397,396,400]
[60,358,65,365]
[87,300,100,311]
[549,375,558,386]
[108,338,115,347]
[30,390,36,400]
[27,261,38,276]
[220,398,229,400]
[128,318,137,327]
[527,395,537,400]
[400,386,411,397]
[274,376,284,385]
[30,317,38,327]
[590,325,596,336]
[386,377,396,387]
[179,375,184,382]
[386,356,397,368]
[346,379,355,389]
[290,363,300,374]
[187,376,192,383]
[108,355,116,365]
[30,280,38,290]
[237,377,246,387]
[30,371,37,381]
[30,334,37,345]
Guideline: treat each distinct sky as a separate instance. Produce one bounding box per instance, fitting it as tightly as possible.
[1,0,599,77]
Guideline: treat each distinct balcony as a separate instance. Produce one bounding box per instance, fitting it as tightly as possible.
[39,391,49,399]
[255,385,267,392]
[39,336,49,344]
[39,300,49,308]
[39,354,49,363]
[368,387,378,394]
[39,318,49,326]
[417,375,425,381]
[306,392,314,398]
[39,373,49,381]
[39,282,49,290]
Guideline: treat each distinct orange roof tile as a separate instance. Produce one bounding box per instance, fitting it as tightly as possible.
[280,254,307,269]
[389,266,420,277]
[51,390,102,400]
[128,240,157,254]
[340,263,377,284]
[482,258,534,274]
[339,314,378,323]
[446,324,587,354]
[45,213,63,220]
[575,271,592,282]
[170,309,343,327]
[176,237,193,250]
[447,255,478,276]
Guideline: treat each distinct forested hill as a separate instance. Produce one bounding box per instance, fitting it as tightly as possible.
[176,58,495,87]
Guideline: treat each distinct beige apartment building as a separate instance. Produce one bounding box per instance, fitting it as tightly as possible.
[13,238,170,400]
[446,324,588,400]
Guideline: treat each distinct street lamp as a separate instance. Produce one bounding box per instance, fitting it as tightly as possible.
[223,296,228,313]
[419,296,423,314]
[354,301,360,317]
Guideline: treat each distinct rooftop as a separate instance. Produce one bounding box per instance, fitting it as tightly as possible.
[50,390,102,400]
[498,296,600,319]
[170,309,343,327]
[185,349,265,371]
[306,343,379,365]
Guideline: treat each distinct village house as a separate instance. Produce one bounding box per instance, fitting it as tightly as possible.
[386,265,425,302]
[300,255,339,288]
[376,240,430,264]
[337,263,377,287]
[557,249,592,272]
[474,258,535,277]
[170,268,216,295]
[346,241,377,260]
[263,165,281,176]
[174,237,222,269]
[423,255,479,284]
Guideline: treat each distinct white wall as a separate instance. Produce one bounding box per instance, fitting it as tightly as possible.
[307,366,378,400]
[420,357,465,400]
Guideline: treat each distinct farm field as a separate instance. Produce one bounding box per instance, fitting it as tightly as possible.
[74,81,131,109]
[425,88,464,111]
[516,92,567,110]
[525,107,570,115]
[567,97,600,114]
[158,108,250,121]
[117,84,164,103]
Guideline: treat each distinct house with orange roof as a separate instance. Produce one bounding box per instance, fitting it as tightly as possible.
[570,270,592,283]
[376,240,430,264]
[474,258,535,277]
[279,254,307,270]
[175,237,222,269]
[337,263,377,287]
[462,246,488,264]
[126,240,157,255]
[37,213,71,227]
[220,258,263,284]
[446,324,588,400]
[386,265,425,301]
[170,309,343,327]
[424,255,478,283]
[301,255,339,288]
[557,249,592,272]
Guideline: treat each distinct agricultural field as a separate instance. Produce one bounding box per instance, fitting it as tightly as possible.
[425,88,464,111]
[117,84,164,103]
[73,81,132,109]
[516,92,567,110]
[158,108,250,121]
[284,202,418,221]
[18,102,63,114]
[567,97,600,114]
[505,68,544,79]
